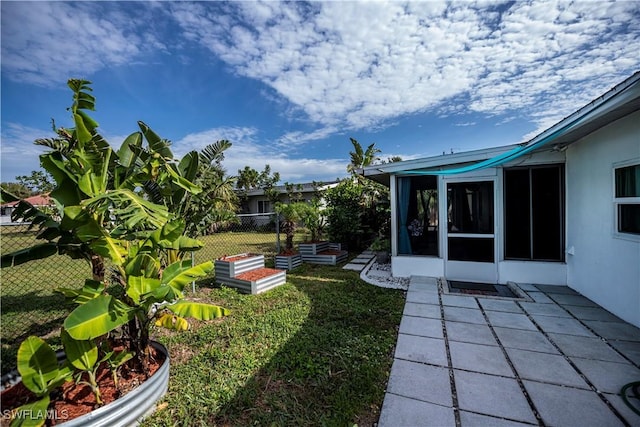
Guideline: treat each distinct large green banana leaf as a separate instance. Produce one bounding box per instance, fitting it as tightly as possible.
[82,189,169,230]
[89,237,128,265]
[161,260,214,291]
[127,276,161,305]
[56,279,104,304]
[10,396,50,427]
[61,329,98,372]
[64,295,135,340]
[166,301,230,320]
[17,337,60,396]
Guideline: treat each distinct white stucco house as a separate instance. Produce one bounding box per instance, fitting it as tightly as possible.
[362,72,640,327]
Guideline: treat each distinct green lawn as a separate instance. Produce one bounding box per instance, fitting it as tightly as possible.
[144,264,405,426]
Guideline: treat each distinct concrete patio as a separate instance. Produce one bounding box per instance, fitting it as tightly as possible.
[377,276,640,426]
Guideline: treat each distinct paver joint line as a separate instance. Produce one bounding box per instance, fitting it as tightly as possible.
[516,290,633,425]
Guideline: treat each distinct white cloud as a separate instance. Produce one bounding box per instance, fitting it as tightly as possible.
[173,127,347,183]
[2,1,639,153]
[0,123,52,181]
[0,2,164,87]
[169,0,640,141]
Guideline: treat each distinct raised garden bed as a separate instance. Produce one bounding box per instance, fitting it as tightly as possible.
[301,249,349,266]
[215,253,265,278]
[216,268,287,295]
[298,242,330,256]
[215,254,286,294]
[275,253,303,270]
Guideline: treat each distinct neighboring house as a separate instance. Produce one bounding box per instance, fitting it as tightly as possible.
[362,72,640,327]
[238,181,339,215]
[0,193,54,224]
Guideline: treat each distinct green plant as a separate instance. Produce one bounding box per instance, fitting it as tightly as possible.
[275,202,312,252]
[370,237,390,252]
[324,180,365,248]
[13,336,73,427]
[300,201,325,242]
[2,79,230,416]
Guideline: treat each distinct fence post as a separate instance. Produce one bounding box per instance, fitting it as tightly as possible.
[275,212,280,254]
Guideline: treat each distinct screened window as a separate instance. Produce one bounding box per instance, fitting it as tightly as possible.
[447,181,494,263]
[615,164,640,235]
[504,165,564,261]
[397,176,439,256]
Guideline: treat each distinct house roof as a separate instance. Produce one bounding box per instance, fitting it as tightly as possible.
[241,180,340,197]
[363,71,640,185]
[1,193,53,208]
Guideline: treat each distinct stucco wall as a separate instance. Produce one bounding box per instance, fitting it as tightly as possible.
[566,110,640,327]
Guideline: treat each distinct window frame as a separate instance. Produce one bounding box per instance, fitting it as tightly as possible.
[257,200,270,214]
[613,160,640,241]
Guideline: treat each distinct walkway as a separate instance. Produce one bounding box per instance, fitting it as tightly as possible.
[377,276,640,426]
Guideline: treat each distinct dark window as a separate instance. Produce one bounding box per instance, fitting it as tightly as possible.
[504,165,564,261]
[615,165,640,197]
[615,164,640,235]
[447,182,494,234]
[257,201,270,213]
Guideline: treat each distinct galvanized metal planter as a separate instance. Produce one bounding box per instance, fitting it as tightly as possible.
[275,253,303,270]
[299,242,348,265]
[215,253,286,294]
[217,270,287,294]
[214,253,265,278]
[301,251,349,265]
[298,242,330,256]
[0,342,170,427]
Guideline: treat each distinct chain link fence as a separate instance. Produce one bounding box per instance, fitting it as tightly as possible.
[1,213,281,370]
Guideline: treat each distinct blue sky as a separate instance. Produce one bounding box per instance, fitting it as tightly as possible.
[2,1,639,184]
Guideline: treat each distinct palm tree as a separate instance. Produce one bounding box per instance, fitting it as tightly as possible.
[182,140,239,237]
[347,137,381,175]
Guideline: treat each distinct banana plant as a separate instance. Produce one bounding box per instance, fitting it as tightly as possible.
[2,79,230,382]
[11,337,72,427]
[99,345,134,391]
[61,329,102,405]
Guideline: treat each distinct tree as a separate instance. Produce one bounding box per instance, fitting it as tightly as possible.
[346,137,381,175]
[16,170,55,194]
[284,182,304,203]
[236,166,260,192]
[182,140,239,236]
[236,164,281,211]
[275,202,310,253]
[0,182,31,199]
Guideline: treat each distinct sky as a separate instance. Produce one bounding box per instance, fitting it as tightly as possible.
[2,1,639,185]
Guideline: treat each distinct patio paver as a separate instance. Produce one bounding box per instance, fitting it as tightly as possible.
[377,278,640,426]
[523,380,625,427]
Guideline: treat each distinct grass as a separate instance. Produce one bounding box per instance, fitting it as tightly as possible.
[143,263,405,426]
